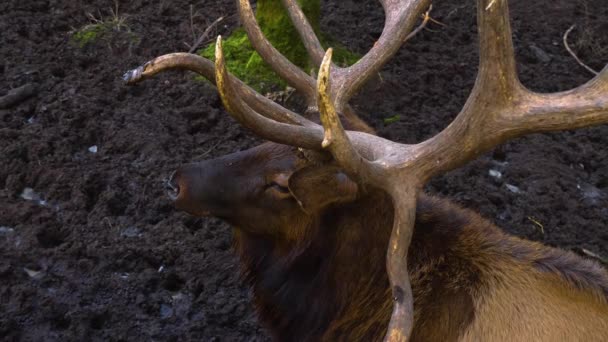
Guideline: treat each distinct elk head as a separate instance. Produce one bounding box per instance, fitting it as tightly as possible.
[166,141,360,242]
[125,0,608,340]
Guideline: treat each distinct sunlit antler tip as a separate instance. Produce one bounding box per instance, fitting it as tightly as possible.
[123,65,144,84]
[318,48,333,101]
[320,48,333,73]
[215,35,224,60]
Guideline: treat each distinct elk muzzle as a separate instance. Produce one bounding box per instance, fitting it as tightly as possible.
[166,163,214,217]
[166,156,249,218]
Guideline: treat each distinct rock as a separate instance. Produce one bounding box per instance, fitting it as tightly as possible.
[120,226,142,238]
[505,184,521,193]
[0,226,15,234]
[488,169,502,179]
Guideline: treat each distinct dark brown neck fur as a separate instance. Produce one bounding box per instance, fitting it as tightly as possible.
[233,192,608,341]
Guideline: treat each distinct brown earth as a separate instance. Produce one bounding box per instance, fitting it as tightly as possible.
[1,0,607,340]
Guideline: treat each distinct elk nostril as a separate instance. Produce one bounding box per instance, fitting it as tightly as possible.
[165,171,180,201]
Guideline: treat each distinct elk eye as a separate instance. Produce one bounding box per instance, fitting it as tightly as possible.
[269,181,290,193]
[266,173,292,198]
[266,181,291,197]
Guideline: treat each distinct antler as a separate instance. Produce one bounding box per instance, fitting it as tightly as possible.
[314,1,608,339]
[123,52,316,128]
[125,0,608,340]
[283,0,433,112]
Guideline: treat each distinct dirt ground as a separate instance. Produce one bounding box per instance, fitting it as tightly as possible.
[1,0,606,340]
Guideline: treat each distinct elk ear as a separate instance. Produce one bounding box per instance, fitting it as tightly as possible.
[288,165,358,213]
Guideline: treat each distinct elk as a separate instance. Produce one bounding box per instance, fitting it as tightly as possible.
[124,0,608,340]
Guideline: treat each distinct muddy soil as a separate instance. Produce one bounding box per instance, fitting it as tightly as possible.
[1,0,607,340]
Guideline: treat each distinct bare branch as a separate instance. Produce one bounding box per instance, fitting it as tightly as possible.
[123,52,315,127]
[563,25,599,76]
[281,0,325,67]
[188,15,225,53]
[237,0,316,101]
[215,36,324,150]
[0,83,38,109]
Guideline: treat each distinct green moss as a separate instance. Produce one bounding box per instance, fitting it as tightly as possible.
[200,29,284,90]
[321,34,361,67]
[383,114,402,125]
[72,24,107,47]
[71,14,138,49]
[199,0,359,92]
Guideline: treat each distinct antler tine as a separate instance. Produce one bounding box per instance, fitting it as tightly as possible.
[317,49,377,182]
[330,0,432,112]
[123,52,316,128]
[317,47,421,342]
[512,65,608,134]
[383,184,419,342]
[473,0,520,102]
[237,0,317,103]
[413,0,521,176]
[411,0,608,181]
[215,36,325,150]
[281,0,326,67]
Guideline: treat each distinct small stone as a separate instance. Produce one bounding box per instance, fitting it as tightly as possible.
[578,183,603,199]
[160,304,173,319]
[505,184,521,193]
[488,169,502,179]
[578,183,604,206]
[88,145,98,153]
[20,187,39,201]
[23,267,44,279]
[120,226,141,238]
[0,226,14,234]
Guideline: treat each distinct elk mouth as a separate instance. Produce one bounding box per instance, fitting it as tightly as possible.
[165,171,180,201]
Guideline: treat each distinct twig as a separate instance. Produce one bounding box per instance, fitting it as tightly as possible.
[403,5,433,43]
[428,16,446,27]
[195,141,222,159]
[190,5,196,45]
[0,83,38,109]
[527,216,544,234]
[188,16,225,53]
[563,25,599,76]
